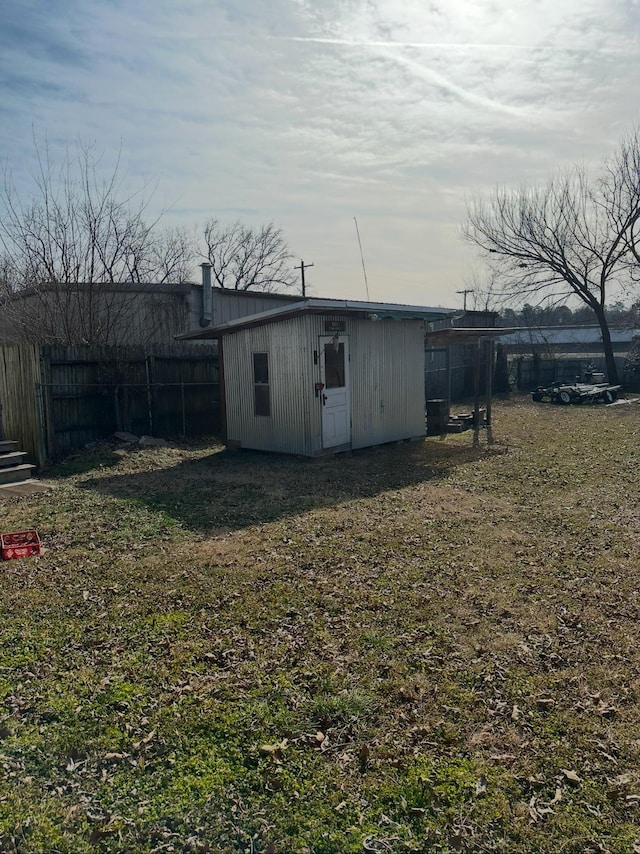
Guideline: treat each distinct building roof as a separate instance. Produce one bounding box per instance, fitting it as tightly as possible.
[178,298,459,339]
[208,286,304,302]
[498,325,640,346]
[1,282,195,300]
[425,327,515,346]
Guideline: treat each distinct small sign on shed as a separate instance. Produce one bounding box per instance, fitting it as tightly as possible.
[324,320,346,333]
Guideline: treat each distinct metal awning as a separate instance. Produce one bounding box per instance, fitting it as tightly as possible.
[425,327,515,346]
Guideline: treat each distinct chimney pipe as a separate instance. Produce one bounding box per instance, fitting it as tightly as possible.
[199,263,213,327]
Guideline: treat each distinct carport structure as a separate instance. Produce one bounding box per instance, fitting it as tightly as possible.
[425,326,511,445]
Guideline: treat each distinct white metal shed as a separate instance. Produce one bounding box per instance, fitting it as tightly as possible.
[182,298,457,456]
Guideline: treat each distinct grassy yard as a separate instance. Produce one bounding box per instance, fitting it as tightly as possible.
[1,399,639,854]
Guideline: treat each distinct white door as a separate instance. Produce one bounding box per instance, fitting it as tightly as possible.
[319,335,351,448]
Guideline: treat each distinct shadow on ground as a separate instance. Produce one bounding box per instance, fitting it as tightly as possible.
[76,437,500,535]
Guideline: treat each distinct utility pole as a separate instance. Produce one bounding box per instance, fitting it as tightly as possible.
[456,289,473,311]
[294,259,314,297]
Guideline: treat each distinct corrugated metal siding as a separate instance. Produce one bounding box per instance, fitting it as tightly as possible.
[213,290,300,326]
[224,316,315,455]
[308,315,425,449]
[185,287,301,333]
[348,319,425,449]
[0,288,190,346]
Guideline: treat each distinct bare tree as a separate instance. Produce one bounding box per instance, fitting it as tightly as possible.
[464,160,640,384]
[600,128,640,284]
[202,219,296,291]
[146,226,194,285]
[0,140,194,345]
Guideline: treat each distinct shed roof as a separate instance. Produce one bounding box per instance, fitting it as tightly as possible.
[178,297,459,339]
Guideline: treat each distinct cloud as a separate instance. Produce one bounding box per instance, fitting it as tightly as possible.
[0,0,639,303]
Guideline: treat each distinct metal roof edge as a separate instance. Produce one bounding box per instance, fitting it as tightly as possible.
[209,286,304,302]
[3,282,195,301]
[178,298,459,339]
[425,327,518,346]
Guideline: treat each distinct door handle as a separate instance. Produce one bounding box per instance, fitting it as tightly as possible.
[322,394,327,404]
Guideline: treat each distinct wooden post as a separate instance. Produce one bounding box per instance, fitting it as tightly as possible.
[114,385,122,432]
[33,384,48,468]
[145,354,155,435]
[294,259,314,297]
[473,338,481,447]
[41,349,55,460]
[484,339,494,444]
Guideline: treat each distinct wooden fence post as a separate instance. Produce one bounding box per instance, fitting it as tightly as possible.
[484,339,494,444]
[40,348,55,460]
[33,384,49,468]
[145,353,155,435]
[473,338,481,447]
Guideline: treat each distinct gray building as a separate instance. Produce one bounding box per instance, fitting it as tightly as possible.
[182,298,457,456]
[498,325,640,358]
[497,325,640,389]
[0,281,301,346]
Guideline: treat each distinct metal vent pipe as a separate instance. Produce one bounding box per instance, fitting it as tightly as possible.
[200,263,213,327]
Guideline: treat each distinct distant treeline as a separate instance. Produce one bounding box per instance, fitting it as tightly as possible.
[498,300,640,328]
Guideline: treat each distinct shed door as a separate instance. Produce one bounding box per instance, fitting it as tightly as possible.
[319,336,351,448]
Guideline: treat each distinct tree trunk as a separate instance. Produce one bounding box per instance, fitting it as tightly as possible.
[593,306,619,385]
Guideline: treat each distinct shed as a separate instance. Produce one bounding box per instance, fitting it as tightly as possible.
[181,298,457,456]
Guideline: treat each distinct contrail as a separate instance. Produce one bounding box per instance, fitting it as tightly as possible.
[282,35,615,55]
[377,46,526,117]
[284,36,535,51]
[282,35,529,117]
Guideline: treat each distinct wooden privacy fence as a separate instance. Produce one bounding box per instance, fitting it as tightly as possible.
[0,344,220,467]
[0,344,42,459]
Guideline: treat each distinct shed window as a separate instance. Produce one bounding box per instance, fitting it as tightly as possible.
[324,342,345,388]
[253,352,270,416]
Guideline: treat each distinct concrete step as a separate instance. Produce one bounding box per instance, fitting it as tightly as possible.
[0,479,50,496]
[0,451,27,469]
[0,464,36,486]
[0,440,18,454]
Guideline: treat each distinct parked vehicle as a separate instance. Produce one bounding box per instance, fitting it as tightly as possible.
[531,367,621,405]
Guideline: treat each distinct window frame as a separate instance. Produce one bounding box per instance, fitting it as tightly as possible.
[252,352,271,417]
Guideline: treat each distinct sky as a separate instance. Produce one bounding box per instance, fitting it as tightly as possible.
[1,0,639,308]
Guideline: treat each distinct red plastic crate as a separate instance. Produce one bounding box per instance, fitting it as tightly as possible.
[1,530,41,560]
